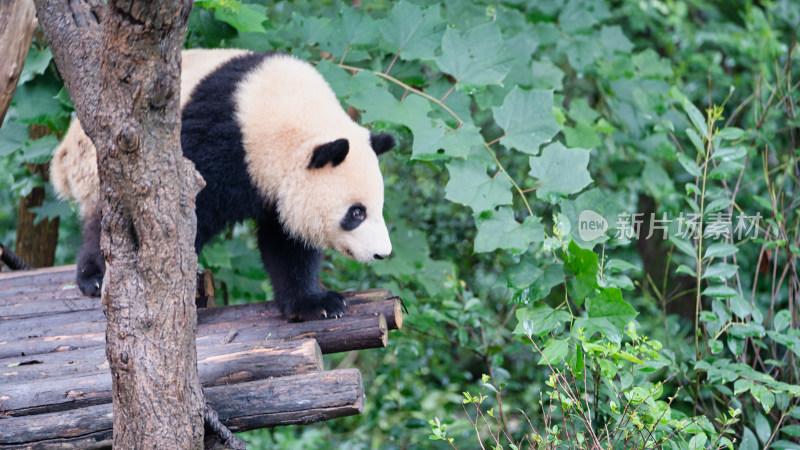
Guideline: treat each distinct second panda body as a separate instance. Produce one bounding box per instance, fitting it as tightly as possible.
[52,49,395,321]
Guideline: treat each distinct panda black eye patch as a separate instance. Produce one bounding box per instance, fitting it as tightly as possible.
[341,203,367,231]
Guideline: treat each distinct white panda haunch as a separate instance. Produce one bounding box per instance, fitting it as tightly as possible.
[51,49,395,321]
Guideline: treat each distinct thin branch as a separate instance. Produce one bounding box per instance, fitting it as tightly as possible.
[338,62,463,126]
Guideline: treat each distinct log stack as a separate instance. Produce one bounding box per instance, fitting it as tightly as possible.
[0,265,403,449]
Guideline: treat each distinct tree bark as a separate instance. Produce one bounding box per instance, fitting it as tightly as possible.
[32,0,204,447]
[14,163,60,268]
[0,0,38,125]
[16,127,60,269]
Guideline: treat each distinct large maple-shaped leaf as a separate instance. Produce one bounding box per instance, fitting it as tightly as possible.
[474,208,544,253]
[380,1,443,61]
[445,159,513,213]
[528,143,593,200]
[513,304,571,337]
[493,87,560,154]
[435,22,513,88]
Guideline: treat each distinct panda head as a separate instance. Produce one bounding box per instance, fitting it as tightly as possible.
[304,133,395,262]
[235,54,396,262]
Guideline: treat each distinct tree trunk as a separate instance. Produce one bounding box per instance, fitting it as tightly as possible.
[15,124,60,268]
[0,0,38,125]
[33,0,204,447]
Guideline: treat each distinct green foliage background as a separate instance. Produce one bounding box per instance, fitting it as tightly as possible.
[2,0,800,448]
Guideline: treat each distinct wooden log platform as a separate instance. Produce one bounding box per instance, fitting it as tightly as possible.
[0,265,403,449]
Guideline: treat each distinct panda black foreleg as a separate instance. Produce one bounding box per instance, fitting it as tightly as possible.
[76,209,105,297]
[256,214,347,321]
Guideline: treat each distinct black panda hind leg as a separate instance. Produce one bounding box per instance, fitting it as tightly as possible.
[76,208,105,297]
[256,214,347,321]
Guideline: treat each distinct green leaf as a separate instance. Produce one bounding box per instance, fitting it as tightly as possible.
[642,159,674,201]
[511,263,565,303]
[531,59,565,90]
[755,413,771,443]
[599,25,633,54]
[558,0,610,34]
[445,159,513,213]
[436,123,485,159]
[713,145,747,160]
[681,97,707,135]
[29,198,73,225]
[633,49,674,78]
[196,0,269,33]
[710,160,745,179]
[349,82,455,160]
[729,323,766,339]
[513,304,571,337]
[563,120,601,149]
[436,23,512,87]
[19,47,53,85]
[578,287,637,344]
[704,243,738,259]
[617,350,646,365]
[729,295,752,319]
[703,263,738,281]
[493,87,561,154]
[528,143,593,200]
[538,339,569,366]
[339,6,380,48]
[381,1,443,61]
[12,76,65,124]
[734,379,753,395]
[563,35,602,71]
[740,427,759,450]
[0,119,28,157]
[702,285,738,298]
[372,223,429,277]
[200,241,232,269]
[687,432,708,449]
[717,127,745,141]
[774,309,791,332]
[565,241,599,305]
[560,188,623,249]
[474,208,544,253]
[54,87,74,109]
[676,152,702,177]
[781,425,800,437]
[675,264,695,276]
[21,134,58,164]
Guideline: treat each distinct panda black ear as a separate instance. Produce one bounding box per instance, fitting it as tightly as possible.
[308,139,350,169]
[370,133,396,156]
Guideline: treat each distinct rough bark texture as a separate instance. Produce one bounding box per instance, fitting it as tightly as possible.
[14,163,60,268]
[15,126,60,268]
[32,0,204,447]
[0,0,38,125]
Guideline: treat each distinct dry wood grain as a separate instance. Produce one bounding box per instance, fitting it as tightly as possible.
[0,369,363,449]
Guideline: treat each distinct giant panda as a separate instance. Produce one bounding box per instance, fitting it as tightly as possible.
[51,49,395,321]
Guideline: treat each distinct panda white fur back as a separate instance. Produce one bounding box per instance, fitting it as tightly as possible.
[52,49,395,321]
[51,48,250,219]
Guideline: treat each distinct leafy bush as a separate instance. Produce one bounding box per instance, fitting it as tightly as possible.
[3,0,800,448]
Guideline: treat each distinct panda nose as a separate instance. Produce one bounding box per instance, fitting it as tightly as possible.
[374,253,389,260]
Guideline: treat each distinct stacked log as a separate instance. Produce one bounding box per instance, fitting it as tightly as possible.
[0,265,403,449]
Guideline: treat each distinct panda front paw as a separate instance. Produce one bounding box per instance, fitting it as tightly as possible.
[76,270,103,297]
[288,290,347,321]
